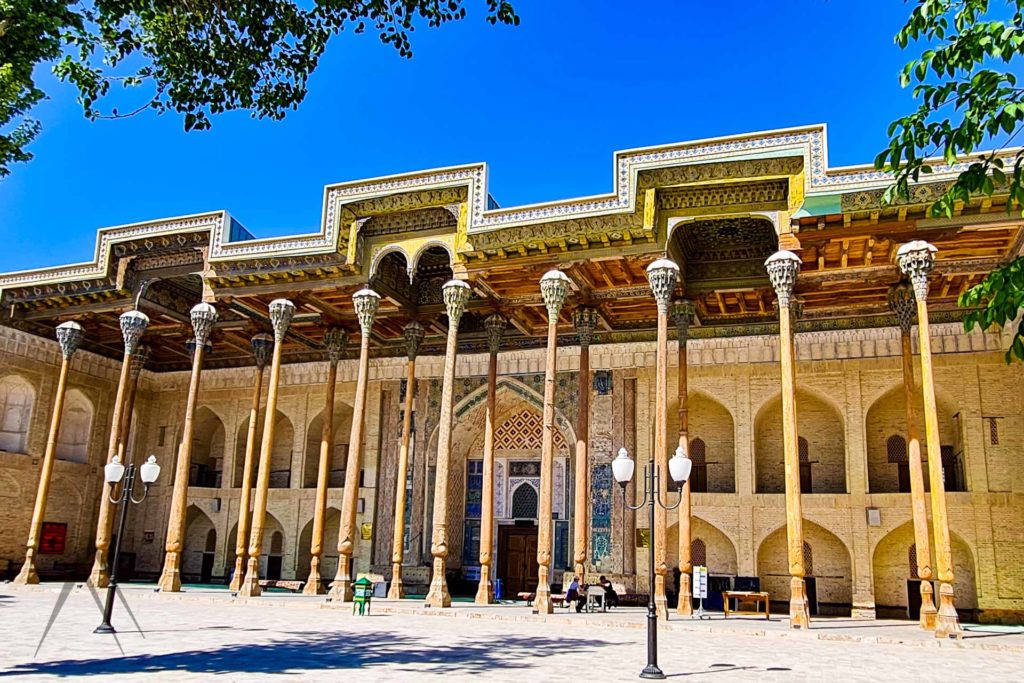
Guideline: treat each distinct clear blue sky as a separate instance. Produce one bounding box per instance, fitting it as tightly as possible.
[0,1,919,273]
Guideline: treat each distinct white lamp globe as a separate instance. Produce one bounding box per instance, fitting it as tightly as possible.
[140,455,161,484]
[104,456,126,484]
[612,447,635,485]
[668,445,692,484]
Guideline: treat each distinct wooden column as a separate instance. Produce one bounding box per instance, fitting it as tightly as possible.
[897,241,962,639]
[158,303,219,592]
[571,307,597,580]
[229,334,273,592]
[425,279,471,608]
[888,283,938,630]
[304,327,348,595]
[673,300,696,616]
[88,310,149,587]
[387,321,424,600]
[14,322,85,584]
[239,299,295,597]
[475,314,506,604]
[114,344,148,469]
[766,250,810,629]
[646,259,679,620]
[330,289,380,602]
[534,270,570,614]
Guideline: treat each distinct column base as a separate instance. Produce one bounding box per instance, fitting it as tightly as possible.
[237,558,263,597]
[157,551,182,593]
[934,581,962,639]
[676,574,692,616]
[919,579,938,631]
[653,574,668,620]
[87,551,110,588]
[533,565,553,614]
[474,565,493,605]
[328,555,354,602]
[303,558,325,595]
[387,563,404,600]
[424,558,451,608]
[228,555,245,593]
[789,576,811,629]
[12,556,39,585]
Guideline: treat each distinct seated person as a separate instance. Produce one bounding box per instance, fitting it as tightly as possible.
[565,576,586,613]
[598,575,619,608]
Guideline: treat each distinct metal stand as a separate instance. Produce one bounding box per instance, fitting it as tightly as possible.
[95,463,150,634]
[693,597,708,620]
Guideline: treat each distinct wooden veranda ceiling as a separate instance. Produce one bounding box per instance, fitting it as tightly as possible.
[4,199,1023,372]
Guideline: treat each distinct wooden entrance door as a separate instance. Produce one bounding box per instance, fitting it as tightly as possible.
[498,525,538,597]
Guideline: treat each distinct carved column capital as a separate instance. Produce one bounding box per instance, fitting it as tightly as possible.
[765,250,802,308]
[887,282,917,333]
[540,270,570,319]
[55,321,84,361]
[185,337,212,361]
[352,289,381,337]
[403,321,426,360]
[129,344,150,380]
[119,310,149,355]
[646,259,680,314]
[251,333,274,369]
[897,240,937,301]
[443,279,472,326]
[572,306,598,348]
[484,314,506,355]
[190,303,218,346]
[323,327,349,363]
[672,299,696,341]
[269,299,296,344]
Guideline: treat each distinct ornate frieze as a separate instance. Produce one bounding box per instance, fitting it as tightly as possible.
[657,179,788,212]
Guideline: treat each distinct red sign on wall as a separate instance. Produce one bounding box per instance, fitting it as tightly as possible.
[40,522,67,555]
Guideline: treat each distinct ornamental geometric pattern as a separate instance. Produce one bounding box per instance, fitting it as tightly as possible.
[886,435,908,465]
[494,409,568,453]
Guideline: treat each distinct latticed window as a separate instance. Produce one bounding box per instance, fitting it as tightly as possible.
[689,438,708,493]
[909,544,919,579]
[511,483,538,519]
[465,460,483,519]
[803,541,813,576]
[798,437,812,493]
[691,538,707,567]
[798,437,809,463]
[987,417,999,445]
[886,435,908,464]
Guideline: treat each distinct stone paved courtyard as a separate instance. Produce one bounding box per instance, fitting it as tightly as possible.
[2,585,1023,681]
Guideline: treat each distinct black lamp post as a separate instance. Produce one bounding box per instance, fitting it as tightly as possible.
[613,445,691,680]
[94,454,160,634]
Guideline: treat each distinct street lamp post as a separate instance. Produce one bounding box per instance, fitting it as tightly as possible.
[94,455,161,634]
[613,446,692,680]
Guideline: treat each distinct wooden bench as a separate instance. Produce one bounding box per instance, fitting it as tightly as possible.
[258,579,305,593]
[722,590,770,620]
[517,591,570,609]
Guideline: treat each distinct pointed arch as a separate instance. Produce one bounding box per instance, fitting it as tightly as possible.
[297,507,341,582]
[188,407,226,487]
[56,388,94,463]
[183,505,216,583]
[667,516,739,576]
[0,374,35,453]
[669,391,736,493]
[754,387,846,494]
[303,402,354,488]
[756,520,852,615]
[233,408,293,488]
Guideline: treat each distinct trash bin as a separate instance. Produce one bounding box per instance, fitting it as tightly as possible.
[353,576,374,615]
[494,578,503,602]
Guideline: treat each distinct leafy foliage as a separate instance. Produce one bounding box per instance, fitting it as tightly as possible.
[877,1,1024,362]
[0,1,519,175]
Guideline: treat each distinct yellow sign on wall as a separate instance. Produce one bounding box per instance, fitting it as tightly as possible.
[360,523,373,541]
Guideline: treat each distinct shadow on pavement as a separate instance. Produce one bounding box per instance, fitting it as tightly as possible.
[2,630,624,677]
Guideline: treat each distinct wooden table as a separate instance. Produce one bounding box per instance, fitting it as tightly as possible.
[722,591,770,619]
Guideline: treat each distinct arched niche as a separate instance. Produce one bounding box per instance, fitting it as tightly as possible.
[183,505,216,583]
[666,516,739,576]
[233,409,293,488]
[755,389,846,494]
[871,520,978,619]
[0,374,35,454]
[187,407,226,487]
[56,388,94,463]
[865,384,962,494]
[260,511,288,580]
[757,520,852,616]
[297,507,342,583]
[302,403,354,488]
[668,392,736,493]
